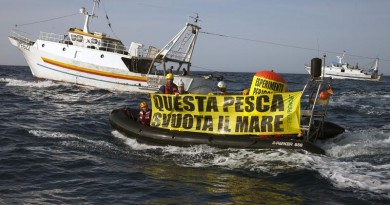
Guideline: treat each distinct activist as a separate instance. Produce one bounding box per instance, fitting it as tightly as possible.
[177,79,188,94]
[182,68,188,76]
[138,101,151,126]
[158,73,179,95]
[216,81,228,95]
[167,66,174,74]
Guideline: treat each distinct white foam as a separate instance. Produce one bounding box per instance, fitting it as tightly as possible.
[112,130,219,155]
[312,156,390,196]
[112,130,313,172]
[111,130,160,150]
[29,130,116,151]
[319,129,390,158]
[382,124,390,130]
[111,130,390,198]
[1,78,58,88]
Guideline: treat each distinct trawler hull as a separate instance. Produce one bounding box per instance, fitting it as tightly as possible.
[9,36,214,93]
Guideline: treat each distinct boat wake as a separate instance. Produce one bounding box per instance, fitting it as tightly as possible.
[112,130,390,199]
[1,78,60,88]
[312,155,390,199]
[319,129,390,158]
[29,129,121,155]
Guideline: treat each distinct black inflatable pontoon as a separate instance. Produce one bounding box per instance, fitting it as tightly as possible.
[109,108,345,155]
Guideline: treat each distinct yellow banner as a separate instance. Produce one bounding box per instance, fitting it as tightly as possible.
[150,92,302,135]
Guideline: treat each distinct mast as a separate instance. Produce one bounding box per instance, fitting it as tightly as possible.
[80,0,100,33]
[147,15,201,75]
[370,58,379,74]
[336,51,346,64]
[373,58,379,72]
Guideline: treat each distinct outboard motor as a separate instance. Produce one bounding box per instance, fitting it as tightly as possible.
[311,58,322,78]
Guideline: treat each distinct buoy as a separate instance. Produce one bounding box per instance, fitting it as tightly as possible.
[319,90,329,100]
[249,70,288,95]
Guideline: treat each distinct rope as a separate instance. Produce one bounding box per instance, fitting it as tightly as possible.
[100,0,119,39]
[15,13,79,27]
[200,31,389,62]
[191,65,221,73]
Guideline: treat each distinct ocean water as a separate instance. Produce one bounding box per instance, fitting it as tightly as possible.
[0,65,389,204]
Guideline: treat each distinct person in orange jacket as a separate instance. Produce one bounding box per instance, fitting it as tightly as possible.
[138,101,151,126]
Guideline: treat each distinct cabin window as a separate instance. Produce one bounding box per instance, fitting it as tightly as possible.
[91,39,98,44]
[71,34,76,41]
[76,35,83,42]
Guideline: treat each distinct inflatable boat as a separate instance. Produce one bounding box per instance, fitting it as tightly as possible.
[110,63,347,155]
[109,108,345,155]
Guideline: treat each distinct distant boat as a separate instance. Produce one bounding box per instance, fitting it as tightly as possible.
[8,0,215,93]
[305,52,383,81]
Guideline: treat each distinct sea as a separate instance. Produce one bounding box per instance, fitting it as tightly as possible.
[0,65,389,205]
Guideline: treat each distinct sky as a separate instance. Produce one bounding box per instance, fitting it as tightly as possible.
[1,0,389,75]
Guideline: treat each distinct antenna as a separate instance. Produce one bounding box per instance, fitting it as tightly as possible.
[316,38,320,57]
[189,13,201,28]
[91,0,100,17]
[81,0,100,33]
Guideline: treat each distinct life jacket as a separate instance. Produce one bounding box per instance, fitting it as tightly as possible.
[139,109,151,126]
[164,84,178,94]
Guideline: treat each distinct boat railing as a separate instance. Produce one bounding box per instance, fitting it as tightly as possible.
[128,46,155,58]
[146,74,166,88]
[147,46,160,58]
[98,42,128,55]
[37,31,153,57]
[39,31,73,45]
[166,50,187,61]
[9,29,35,45]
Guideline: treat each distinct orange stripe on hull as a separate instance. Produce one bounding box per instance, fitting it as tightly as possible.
[41,57,147,82]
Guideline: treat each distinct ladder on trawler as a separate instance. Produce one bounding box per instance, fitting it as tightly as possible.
[300,57,333,143]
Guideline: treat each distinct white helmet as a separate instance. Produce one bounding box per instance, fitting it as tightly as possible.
[178,79,184,87]
[217,81,226,89]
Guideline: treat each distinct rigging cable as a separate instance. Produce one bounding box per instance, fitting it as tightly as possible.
[200,31,389,62]
[15,13,79,28]
[100,0,119,39]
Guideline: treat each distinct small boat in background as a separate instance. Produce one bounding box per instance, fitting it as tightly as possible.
[305,51,382,81]
[8,0,216,93]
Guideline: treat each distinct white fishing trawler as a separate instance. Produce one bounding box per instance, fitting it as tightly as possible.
[8,0,215,93]
[305,52,382,81]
